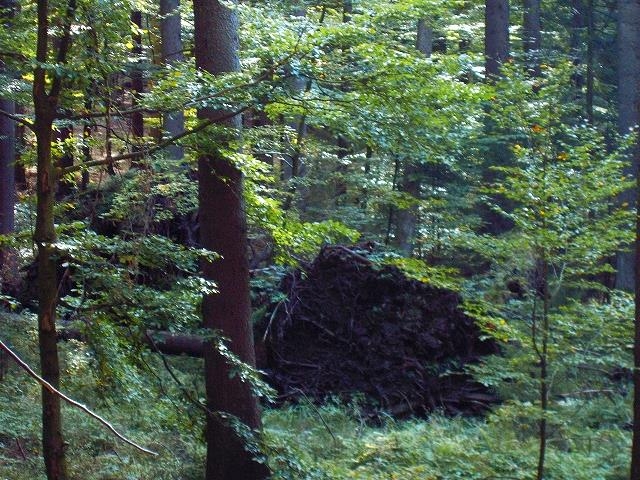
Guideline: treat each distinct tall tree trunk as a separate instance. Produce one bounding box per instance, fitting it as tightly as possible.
[485,0,510,79]
[522,0,541,76]
[0,0,16,282]
[33,0,76,477]
[481,0,512,234]
[416,18,433,57]
[616,0,640,291]
[585,0,595,124]
[632,146,640,479]
[130,10,144,164]
[0,98,15,279]
[394,19,433,255]
[570,0,585,95]
[192,1,269,478]
[160,0,184,159]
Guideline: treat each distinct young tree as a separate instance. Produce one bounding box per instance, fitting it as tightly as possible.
[32,0,77,476]
[192,0,269,478]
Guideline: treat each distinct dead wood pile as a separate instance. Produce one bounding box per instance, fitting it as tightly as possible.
[262,245,499,418]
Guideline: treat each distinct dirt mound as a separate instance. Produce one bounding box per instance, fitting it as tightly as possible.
[262,245,499,418]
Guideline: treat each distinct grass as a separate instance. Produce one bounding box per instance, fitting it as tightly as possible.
[0,311,633,479]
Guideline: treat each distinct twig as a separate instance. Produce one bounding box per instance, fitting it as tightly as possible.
[15,438,26,460]
[292,387,338,446]
[61,106,249,175]
[0,338,158,456]
[0,108,34,129]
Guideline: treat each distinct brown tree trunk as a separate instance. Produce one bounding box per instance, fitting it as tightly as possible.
[616,0,640,291]
[192,0,269,478]
[485,0,510,79]
[33,0,76,477]
[160,0,184,159]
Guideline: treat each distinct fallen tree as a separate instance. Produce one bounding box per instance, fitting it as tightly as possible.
[260,245,499,417]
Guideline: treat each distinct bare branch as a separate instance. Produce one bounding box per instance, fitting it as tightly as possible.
[61,106,249,175]
[0,338,158,456]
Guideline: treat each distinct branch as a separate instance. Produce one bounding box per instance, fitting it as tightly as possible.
[0,338,158,456]
[61,106,249,175]
[58,50,294,122]
[0,107,34,130]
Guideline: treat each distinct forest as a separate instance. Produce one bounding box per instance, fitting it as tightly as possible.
[0,0,639,479]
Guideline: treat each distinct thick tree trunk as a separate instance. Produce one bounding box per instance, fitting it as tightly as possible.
[523,0,541,76]
[485,0,510,79]
[192,1,269,478]
[160,0,184,159]
[616,0,640,291]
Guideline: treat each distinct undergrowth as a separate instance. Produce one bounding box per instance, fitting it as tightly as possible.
[0,312,632,479]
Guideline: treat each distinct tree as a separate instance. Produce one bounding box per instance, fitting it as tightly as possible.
[394,18,433,255]
[32,0,77,477]
[0,0,16,283]
[192,0,269,478]
[616,0,640,291]
[485,0,510,79]
[160,0,184,159]
[522,0,541,76]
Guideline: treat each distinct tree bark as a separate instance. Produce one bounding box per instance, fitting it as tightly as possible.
[616,0,640,291]
[522,0,541,76]
[192,0,269,478]
[416,18,433,57]
[632,144,640,479]
[160,0,184,159]
[394,19,433,255]
[485,0,510,79]
[33,0,76,477]
[0,0,16,283]
[130,10,144,165]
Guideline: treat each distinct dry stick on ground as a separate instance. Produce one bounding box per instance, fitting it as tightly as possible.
[0,338,158,456]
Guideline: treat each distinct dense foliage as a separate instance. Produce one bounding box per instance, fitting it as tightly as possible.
[0,0,638,479]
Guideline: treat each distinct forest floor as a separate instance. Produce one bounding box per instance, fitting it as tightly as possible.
[0,312,632,480]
